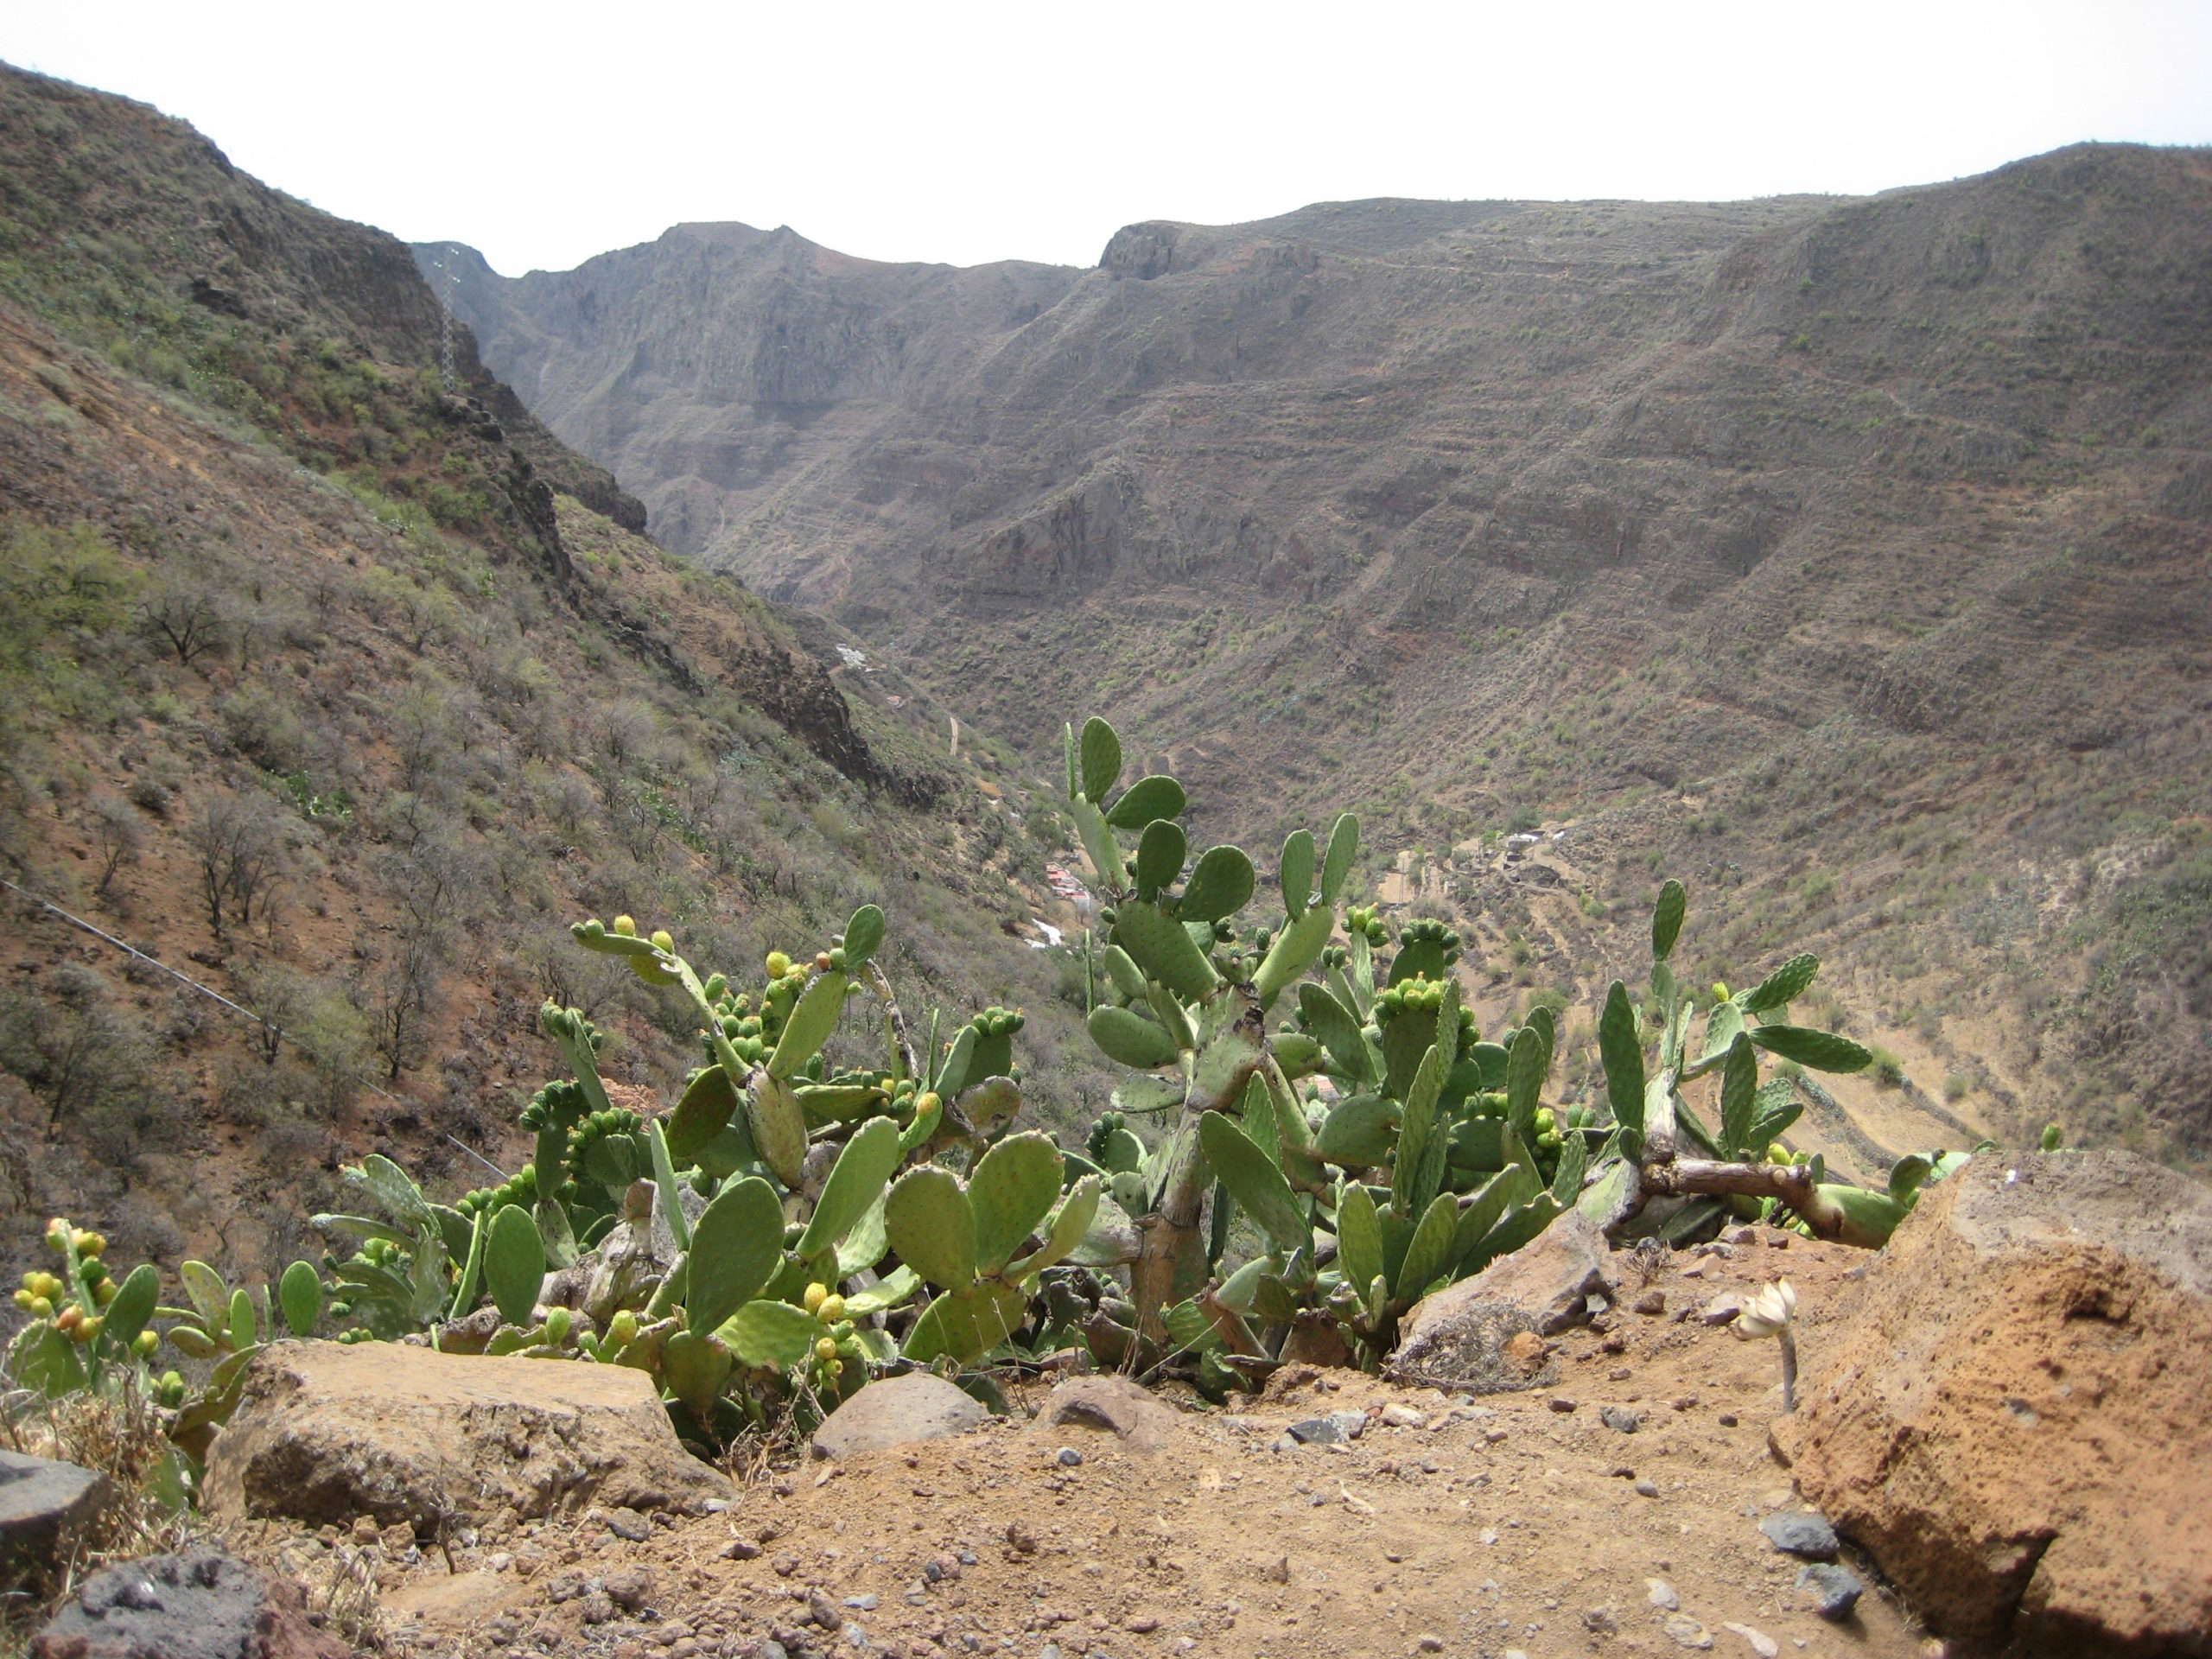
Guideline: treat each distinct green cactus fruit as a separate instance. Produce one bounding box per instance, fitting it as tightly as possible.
[2040,1122,2063,1152]
[543,1306,574,1345]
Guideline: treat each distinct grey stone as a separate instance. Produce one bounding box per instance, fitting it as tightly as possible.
[1662,1612,1715,1649]
[810,1373,988,1461]
[1599,1405,1641,1433]
[1285,1417,1346,1445]
[30,1546,350,1657]
[1796,1562,1864,1621]
[0,1449,113,1580]
[1758,1510,1839,1560]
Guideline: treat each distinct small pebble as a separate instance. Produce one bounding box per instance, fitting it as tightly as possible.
[1548,1396,1578,1414]
[1646,1578,1680,1611]
[1717,1413,1739,1427]
[1600,1405,1641,1434]
[1797,1561,1866,1621]
[1723,1622,1781,1658]
[1759,1510,1840,1560]
[1635,1479,1661,1498]
[1055,1446,1083,1468]
[1663,1612,1716,1649]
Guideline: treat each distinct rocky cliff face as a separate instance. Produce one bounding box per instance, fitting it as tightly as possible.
[435,149,2212,1161]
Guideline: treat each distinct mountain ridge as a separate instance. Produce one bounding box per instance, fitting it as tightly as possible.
[431,142,2212,1163]
[0,61,1110,1281]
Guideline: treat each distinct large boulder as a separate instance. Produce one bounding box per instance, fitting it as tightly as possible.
[31,1546,349,1659]
[204,1340,727,1534]
[1775,1151,2212,1655]
[1389,1210,1613,1392]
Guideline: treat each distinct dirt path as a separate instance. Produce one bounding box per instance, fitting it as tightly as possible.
[360,1234,1924,1658]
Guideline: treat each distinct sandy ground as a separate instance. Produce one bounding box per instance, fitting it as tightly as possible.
[325,1231,1927,1659]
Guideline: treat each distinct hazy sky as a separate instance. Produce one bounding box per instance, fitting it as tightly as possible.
[8,2,2209,276]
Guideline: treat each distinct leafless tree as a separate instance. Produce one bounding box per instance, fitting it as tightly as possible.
[187,790,285,938]
[86,792,145,899]
[137,582,226,665]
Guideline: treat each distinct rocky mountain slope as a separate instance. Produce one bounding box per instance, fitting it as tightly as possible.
[435,148,2212,1164]
[0,64,1115,1283]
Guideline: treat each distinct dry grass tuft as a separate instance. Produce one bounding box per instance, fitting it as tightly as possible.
[0,1380,197,1643]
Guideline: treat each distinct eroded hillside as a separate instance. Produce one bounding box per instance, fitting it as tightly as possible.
[0,65,1116,1284]
[439,149,2212,1163]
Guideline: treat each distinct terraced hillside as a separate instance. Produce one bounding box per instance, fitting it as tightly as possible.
[440,148,2212,1163]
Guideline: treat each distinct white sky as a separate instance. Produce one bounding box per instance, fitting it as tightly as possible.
[8,1,2209,276]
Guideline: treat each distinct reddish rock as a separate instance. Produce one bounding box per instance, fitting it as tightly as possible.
[1390,1211,1612,1392]
[204,1340,727,1533]
[1776,1151,2212,1655]
[1029,1374,1179,1452]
